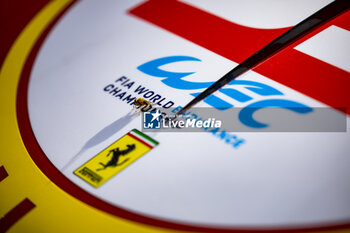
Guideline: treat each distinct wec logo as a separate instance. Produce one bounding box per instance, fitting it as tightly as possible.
[137,56,313,128]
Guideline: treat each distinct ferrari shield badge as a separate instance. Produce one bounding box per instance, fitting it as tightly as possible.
[74,129,158,187]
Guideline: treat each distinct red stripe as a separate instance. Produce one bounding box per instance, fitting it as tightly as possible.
[129,0,290,64]
[333,9,350,31]
[255,49,350,114]
[0,198,35,232]
[129,1,350,115]
[0,166,8,182]
[255,11,350,115]
[127,133,153,149]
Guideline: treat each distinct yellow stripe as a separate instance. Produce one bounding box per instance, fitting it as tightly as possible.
[0,1,177,232]
[0,0,73,217]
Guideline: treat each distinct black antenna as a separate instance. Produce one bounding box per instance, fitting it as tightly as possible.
[176,0,349,117]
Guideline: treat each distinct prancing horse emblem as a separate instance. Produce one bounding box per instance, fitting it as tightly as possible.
[97,144,135,171]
